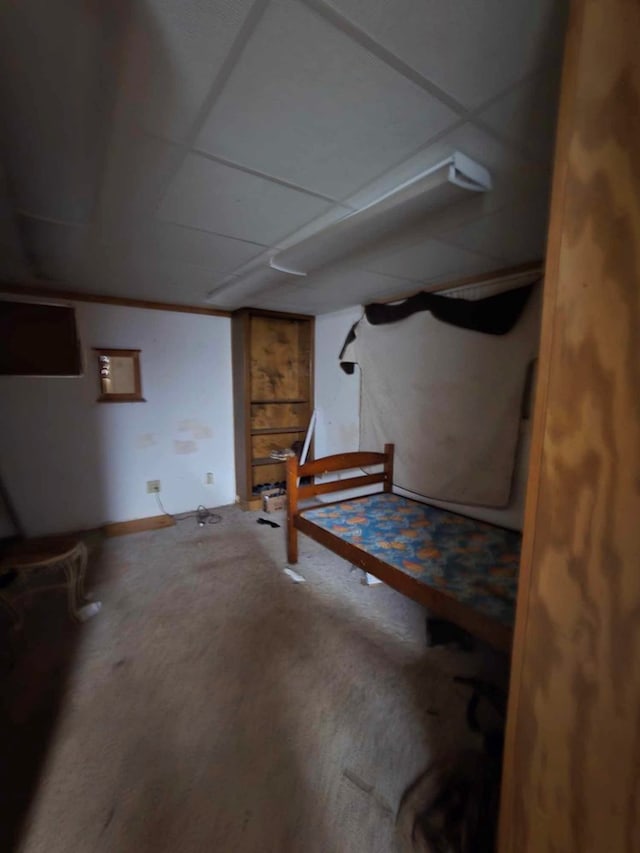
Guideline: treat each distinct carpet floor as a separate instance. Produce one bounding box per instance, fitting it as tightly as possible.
[0,505,507,852]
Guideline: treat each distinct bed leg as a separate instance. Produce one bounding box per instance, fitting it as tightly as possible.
[384,443,394,492]
[287,529,298,564]
[286,454,299,564]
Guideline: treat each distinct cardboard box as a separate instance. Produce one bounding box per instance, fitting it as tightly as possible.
[260,487,282,498]
[263,491,287,512]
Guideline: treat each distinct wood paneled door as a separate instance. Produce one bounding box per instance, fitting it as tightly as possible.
[499,0,640,851]
[232,308,314,506]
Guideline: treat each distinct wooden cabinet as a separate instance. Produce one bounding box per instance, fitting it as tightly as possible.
[232,309,314,506]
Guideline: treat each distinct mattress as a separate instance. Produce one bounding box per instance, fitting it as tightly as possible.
[300,493,521,627]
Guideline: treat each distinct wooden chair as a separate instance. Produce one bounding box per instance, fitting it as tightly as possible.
[0,538,101,629]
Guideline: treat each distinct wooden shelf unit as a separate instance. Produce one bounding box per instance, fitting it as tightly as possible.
[232,308,314,505]
[251,426,307,436]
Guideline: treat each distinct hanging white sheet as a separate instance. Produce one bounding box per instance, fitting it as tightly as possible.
[341,282,541,507]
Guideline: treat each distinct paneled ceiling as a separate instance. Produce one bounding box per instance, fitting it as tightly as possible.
[0,0,567,314]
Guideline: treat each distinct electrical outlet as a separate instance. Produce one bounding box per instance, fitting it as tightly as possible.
[147,480,161,493]
[205,472,214,485]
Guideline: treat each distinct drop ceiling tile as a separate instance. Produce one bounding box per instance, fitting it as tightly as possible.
[63,249,131,296]
[361,236,500,283]
[0,167,29,281]
[12,231,214,304]
[98,129,181,238]
[323,0,568,108]
[438,194,551,265]
[119,0,256,141]
[0,224,28,281]
[254,265,415,314]
[120,260,221,304]
[131,221,265,277]
[249,290,324,314]
[250,295,315,314]
[157,153,332,245]
[68,250,221,304]
[18,218,91,282]
[196,0,458,198]
[478,65,562,163]
[0,0,115,221]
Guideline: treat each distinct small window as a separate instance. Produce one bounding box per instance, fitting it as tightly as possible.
[94,348,145,403]
[0,300,81,376]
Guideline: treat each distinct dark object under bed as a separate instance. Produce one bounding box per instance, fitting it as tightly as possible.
[286,445,521,652]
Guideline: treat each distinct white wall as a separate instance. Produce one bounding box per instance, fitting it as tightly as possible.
[314,306,362,458]
[314,303,533,531]
[314,305,381,503]
[0,300,235,536]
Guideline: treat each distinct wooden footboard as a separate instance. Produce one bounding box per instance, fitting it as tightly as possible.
[285,444,394,564]
[285,443,515,651]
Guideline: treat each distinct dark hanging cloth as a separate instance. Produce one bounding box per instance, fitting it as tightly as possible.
[339,281,537,374]
[366,282,535,332]
[338,324,358,374]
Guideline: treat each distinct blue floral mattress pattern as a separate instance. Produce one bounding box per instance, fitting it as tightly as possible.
[300,493,521,627]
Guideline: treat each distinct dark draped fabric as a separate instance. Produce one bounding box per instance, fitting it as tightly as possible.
[340,282,537,374]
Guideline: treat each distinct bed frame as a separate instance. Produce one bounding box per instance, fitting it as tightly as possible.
[286,444,514,652]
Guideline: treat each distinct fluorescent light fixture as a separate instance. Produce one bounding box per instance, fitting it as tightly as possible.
[269,152,491,277]
[206,151,490,304]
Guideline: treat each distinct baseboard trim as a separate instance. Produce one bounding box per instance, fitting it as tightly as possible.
[102,514,175,537]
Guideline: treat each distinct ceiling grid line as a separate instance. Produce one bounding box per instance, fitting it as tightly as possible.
[168,0,556,234]
[15,211,90,229]
[89,2,142,234]
[147,0,274,218]
[297,0,559,181]
[299,0,470,116]
[143,216,268,250]
[0,0,566,312]
[189,147,341,205]
[203,116,539,296]
[150,0,553,261]
[300,0,558,132]
[145,0,558,237]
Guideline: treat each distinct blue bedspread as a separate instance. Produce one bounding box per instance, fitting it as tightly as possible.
[300,493,521,627]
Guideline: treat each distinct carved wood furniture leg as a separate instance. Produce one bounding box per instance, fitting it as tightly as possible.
[62,542,91,621]
[73,541,90,602]
[286,454,299,564]
[0,538,101,626]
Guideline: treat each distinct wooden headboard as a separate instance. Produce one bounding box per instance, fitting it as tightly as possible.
[286,444,394,562]
[287,444,394,502]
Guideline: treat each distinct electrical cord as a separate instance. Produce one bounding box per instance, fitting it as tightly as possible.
[194,505,222,526]
[155,493,173,518]
[155,493,222,526]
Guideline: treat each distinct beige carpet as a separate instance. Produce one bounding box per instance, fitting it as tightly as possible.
[4,505,506,852]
